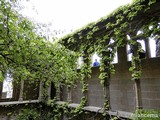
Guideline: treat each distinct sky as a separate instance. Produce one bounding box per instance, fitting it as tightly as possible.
[19,0,157,58]
[18,0,133,67]
[20,0,133,37]
[19,0,158,60]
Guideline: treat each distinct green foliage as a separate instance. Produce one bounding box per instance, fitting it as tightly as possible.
[148,0,156,6]
[57,0,160,119]
[0,0,79,92]
[129,56,142,80]
[16,109,39,120]
[0,71,4,82]
[111,116,118,120]
[47,100,69,120]
[102,100,110,116]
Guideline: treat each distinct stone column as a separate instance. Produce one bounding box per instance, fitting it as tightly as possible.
[132,42,143,109]
[0,82,3,99]
[47,84,51,100]
[118,46,128,63]
[82,50,89,106]
[144,39,151,58]
[38,81,43,101]
[67,87,72,102]
[135,79,142,109]
[18,80,24,101]
[56,85,60,101]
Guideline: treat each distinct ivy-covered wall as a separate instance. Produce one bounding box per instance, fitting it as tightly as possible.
[57,1,160,118]
[60,45,160,113]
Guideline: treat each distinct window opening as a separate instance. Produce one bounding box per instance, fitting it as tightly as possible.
[77,56,84,69]
[111,50,118,64]
[109,39,118,64]
[2,72,13,99]
[127,40,146,61]
[154,35,160,57]
[92,52,100,67]
[149,37,156,57]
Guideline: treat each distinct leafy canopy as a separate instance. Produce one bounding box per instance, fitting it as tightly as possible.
[0,0,78,87]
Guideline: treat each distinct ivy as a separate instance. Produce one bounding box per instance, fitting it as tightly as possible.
[92,26,100,32]
[0,71,5,82]
[148,0,156,6]
[57,0,160,119]
[17,109,39,120]
[129,56,142,81]
[102,100,110,119]
[67,37,75,43]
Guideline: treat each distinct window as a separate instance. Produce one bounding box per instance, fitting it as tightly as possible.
[127,40,146,61]
[77,56,84,69]
[2,72,13,99]
[149,38,156,58]
[109,39,118,64]
[112,50,118,64]
[91,52,101,67]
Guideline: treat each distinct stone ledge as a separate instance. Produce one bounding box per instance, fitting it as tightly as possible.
[0,100,133,118]
[56,101,66,105]
[56,101,133,119]
[68,103,79,108]
[116,111,133,118]
[83,106,103,113]
[0,100,40,106]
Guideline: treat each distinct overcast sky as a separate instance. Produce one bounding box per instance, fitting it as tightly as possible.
[20,0,132,37]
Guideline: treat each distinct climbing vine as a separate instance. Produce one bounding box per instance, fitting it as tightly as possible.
[58,0,160,119]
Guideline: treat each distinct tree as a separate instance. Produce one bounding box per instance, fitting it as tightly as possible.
[0,0,78,92]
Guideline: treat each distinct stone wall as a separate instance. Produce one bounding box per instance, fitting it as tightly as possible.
[0,46,159,119]
[61,46,160,113]
[141,58,160,109]
[23,81,39,100]
[88,67,104,107]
